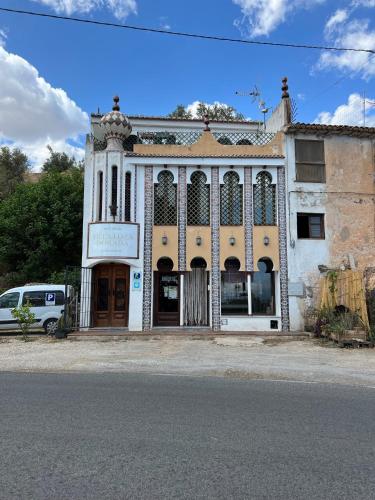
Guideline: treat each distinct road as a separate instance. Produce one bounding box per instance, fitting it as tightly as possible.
[1,373,375,499]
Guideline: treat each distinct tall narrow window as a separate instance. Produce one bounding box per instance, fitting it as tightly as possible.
[97,171,103,221]
[252,258,275,315]
[295,139,325,182]
[254,172,276,225]
[220,171,243,225]
[125,172,131,221]
[154,171,177,225]
[221,257,248,315]
[187,171,210,225]
[110,166,118,217]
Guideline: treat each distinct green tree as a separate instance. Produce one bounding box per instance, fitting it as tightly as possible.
[0,169,84,285]
[0,146,29,201]
[168,104,193,119]
[42,146,82,173]
[195,102,245,121]
[168,102,245,121]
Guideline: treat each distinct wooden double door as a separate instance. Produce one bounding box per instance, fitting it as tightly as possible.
[93,264,130,327]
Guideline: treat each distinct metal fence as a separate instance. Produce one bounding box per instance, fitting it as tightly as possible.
[93,130,276,151]
[62,266,92,331]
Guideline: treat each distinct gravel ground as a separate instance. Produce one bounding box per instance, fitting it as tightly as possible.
[1,335,375,387]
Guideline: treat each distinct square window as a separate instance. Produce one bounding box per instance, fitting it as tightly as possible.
[297,213,325,239]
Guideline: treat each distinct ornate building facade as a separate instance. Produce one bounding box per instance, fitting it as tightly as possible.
[81,92,289,331]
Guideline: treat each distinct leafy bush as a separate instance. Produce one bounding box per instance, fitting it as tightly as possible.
[11,302,36,341]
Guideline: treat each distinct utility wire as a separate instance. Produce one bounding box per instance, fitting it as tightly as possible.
[0,6,374,54]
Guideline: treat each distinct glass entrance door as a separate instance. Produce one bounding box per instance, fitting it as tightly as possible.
[154,272,180,326]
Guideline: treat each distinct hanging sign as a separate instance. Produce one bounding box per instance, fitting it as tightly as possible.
[88,223,139,259]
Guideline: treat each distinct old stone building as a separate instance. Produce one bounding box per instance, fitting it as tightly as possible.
[80,80,375,332]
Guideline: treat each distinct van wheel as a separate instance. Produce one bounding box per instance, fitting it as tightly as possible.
[44,319,58,336]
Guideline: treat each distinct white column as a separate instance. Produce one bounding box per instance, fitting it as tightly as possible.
[180,274,184,326]
[247,274,252,316]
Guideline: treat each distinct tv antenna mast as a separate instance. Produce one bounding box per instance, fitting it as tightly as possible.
[235,85,272,130]
[361,91,375,126]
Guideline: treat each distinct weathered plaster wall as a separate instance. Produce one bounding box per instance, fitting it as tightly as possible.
[324,137,375,270]
[286,133,375,331]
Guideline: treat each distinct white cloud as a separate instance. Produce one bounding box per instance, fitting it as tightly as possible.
[314,93,375,126]
[232,0,325,37]
[0,43,88,168]
[325,9,348,34]
[317,17,375,79]
[32,0,137,20]
[351,1,375,7]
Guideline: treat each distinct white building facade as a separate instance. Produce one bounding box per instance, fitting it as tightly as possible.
[81,95,290,332]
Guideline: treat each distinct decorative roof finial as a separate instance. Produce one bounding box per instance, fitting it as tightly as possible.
[281,77,289,99]
[204,114,210,131]
[112,95,120,111]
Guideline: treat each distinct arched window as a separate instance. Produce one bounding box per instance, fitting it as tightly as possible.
[124,172,131,221]
[252,258,275,315]
[220,171,243,225]
[187,171,210,225]
[236,138,252,145]
[253,172,276,225]
[97,171,103,221]
[110,165,118,217]
[217,136,232,145]
[154,171,177,225]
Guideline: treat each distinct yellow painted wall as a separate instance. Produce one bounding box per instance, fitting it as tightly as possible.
[152,227,178,271]
[253,226,279,271]
[186,226,211,270]
[220,226,245,271]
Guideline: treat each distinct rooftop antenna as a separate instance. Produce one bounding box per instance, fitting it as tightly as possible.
[236,85,271,130]
[362,91,375,127]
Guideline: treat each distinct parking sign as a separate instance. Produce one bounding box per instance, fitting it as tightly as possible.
[45,292,56,306]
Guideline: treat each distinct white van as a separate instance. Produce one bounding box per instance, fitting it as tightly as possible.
[0,284,71,334]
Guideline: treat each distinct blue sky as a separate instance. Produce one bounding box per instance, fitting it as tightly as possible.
[0,0,374,166]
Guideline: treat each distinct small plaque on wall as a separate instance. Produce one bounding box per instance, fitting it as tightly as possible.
[288,282,305,297]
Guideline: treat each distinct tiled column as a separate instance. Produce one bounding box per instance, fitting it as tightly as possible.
[178,167,187,271]
[277,167,290,331]
[211,167,221,331]
[134,165,138,223]
[142,166,153,330]
[244,166,254,272]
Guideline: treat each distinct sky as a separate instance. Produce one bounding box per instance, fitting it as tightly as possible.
[0,0,374,167]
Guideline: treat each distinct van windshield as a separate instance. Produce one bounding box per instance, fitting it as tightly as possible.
[0,292,20,308]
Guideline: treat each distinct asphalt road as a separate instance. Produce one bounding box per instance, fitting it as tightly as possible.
[1,373,375,500]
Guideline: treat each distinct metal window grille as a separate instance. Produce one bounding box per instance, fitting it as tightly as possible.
[93,130,276,151]
[139,131,201,146]
[187,171,210,225]
[220,171,243,225]
[253,171,276,225]
[213,131,275,146]
[154,171,177,225]
[125,172,131,221]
